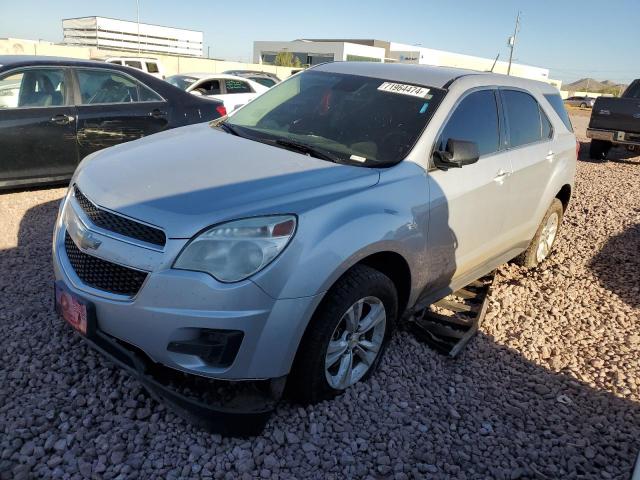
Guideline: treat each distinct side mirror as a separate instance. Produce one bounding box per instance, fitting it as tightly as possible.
[433,139,480,170]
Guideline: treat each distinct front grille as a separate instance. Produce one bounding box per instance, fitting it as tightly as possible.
[74,186,166,247]
[64,232,148,296]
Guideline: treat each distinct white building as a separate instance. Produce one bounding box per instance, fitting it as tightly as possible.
[62,16,203,57]
[387,41,551,83]
[254,39,559,85]
[253,40,386,66]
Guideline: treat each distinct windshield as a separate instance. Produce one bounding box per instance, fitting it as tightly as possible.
[166,75,198,91]
[225,70,445,166]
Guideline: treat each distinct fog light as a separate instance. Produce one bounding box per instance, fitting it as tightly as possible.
[167,329,243,367]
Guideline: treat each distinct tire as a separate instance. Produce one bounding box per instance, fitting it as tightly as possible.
[514,198,564,268]
[288,265,398,404]
[580,102,587,108]
[589,139,611,160]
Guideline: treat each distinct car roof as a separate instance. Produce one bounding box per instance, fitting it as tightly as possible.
[174,72,256,81]
[227,70,274,76]
[0,55,124,69]
[105,57,159,62]
[313,61,557,92]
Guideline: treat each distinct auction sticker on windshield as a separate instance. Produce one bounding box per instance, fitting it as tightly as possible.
[377,82,431,98]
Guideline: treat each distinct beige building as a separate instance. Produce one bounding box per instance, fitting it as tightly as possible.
[0,37,296,79]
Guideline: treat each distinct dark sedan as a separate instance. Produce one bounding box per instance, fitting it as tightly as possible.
[0,56,227,189]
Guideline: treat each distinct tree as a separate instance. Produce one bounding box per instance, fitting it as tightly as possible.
[274,51,302,68]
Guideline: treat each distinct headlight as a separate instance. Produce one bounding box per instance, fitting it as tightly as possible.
[174,215,296,282]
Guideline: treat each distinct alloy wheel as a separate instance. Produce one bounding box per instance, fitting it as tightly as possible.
[536,212,559,263]
[324,296,386,390]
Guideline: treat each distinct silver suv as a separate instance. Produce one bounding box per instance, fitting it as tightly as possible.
[53,62,576,404]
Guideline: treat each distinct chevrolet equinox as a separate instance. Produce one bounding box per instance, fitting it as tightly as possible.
[53,62,577,405]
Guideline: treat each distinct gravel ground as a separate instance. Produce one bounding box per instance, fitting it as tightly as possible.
[1,113,639,479]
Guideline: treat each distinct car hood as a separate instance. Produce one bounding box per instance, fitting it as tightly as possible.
[74,123,380,238]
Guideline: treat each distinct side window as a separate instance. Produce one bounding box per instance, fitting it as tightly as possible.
[224,79,253,94]
[145,62,159,74]
[437,89,500,157]
[195,80,221,95]
[124,60,143,70]
[540,107,553,140]
[0,68,66,109]
[502,90,544,148]
[623,81,640,99]
[76,69,162,104]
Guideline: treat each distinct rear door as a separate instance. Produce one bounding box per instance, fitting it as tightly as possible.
[0,66,78,186]
[222,78,256,111]
[499,88,555,245]
[426,88,513,289]
[72,67,171,159]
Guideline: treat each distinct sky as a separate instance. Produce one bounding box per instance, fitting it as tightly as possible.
[1,0,638,84]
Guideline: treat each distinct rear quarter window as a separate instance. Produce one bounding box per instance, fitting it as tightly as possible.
[544,93,573,132]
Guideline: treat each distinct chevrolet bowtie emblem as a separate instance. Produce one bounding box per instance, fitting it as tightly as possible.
[78,228,102,250]
[64,200,103,251]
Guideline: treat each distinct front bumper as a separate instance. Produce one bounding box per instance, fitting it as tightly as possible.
[52,192,324,381]
[81,325,282,436]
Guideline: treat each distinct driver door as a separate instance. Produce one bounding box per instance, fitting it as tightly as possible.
[425,88,513,291]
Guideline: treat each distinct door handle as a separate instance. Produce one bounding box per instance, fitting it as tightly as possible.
[493,169,511,182]
[545,151,555,162]
[149,109,168,119]
[50,114,75,125]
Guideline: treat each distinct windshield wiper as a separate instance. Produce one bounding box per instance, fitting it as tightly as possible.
[218,121,242,137]
[274,139,339,163]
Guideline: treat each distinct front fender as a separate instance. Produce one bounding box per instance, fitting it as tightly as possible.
[251,162,430,301]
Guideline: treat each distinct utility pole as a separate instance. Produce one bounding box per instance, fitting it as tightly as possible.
[136,0,141,55]
[507,11,521,76]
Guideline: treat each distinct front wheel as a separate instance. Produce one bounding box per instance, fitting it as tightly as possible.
[288,265,397,404]
[514,198,564,268]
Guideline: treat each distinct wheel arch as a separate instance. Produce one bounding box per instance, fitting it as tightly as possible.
[556,183,572,211]
[357,251,412,317]
[298,248,413,343]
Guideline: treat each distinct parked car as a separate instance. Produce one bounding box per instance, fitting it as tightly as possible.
[104,57,165,79]
[222,70,281,88]
[0,56,226,189]
[564,96,595,108]
[587,79,640,159]
[166,73,268,112]
[53,63,576,409]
